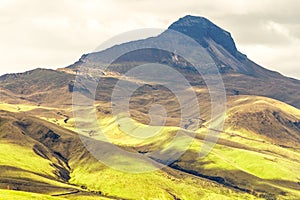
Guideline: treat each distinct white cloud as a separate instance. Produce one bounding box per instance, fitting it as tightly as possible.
[266,21,291,38]
[239,43,300,78]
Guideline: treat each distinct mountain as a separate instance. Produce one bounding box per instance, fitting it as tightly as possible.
[65,15,300,108]
[0,15,300,200]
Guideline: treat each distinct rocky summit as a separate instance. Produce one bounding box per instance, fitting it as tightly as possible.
[168,15,238,57]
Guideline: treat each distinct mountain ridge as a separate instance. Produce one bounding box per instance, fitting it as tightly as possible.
[65,15,284,78]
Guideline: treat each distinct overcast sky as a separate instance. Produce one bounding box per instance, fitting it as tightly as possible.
[0,0,299,79]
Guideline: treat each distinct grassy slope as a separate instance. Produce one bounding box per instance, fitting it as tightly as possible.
[0,189,65,200]
[79,96,300,199]
[68,150,257,200]
[0,110,256,199]
[224,96,300,147]
[1,95,299,199]
[168,96,300,199]
[0,189,112,200]
[0,112,80,196]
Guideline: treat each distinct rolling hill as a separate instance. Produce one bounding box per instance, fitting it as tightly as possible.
[0,15,300,200]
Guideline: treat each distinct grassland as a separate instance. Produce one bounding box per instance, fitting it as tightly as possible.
[1,90,300,199]
[0,190,65,200]
[0,110,259,199]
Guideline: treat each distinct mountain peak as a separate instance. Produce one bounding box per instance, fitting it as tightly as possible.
[168,15,238,56]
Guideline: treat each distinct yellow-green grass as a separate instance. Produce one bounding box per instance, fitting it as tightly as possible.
[211,145,300,181]
[0,191,111,200]
[0,189,65,200]
[220,128,300,162]
[176,138,300,199]
[195,124,300,166]
[33,107,300,198]
[69,158,256,200]
[0,142,56,179]
[0,142,77,193]
[64,194,114,200]
[97,114,179,146]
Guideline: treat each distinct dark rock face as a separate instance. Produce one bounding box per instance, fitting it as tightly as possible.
[42,130,60,142]
[168,15,238,57]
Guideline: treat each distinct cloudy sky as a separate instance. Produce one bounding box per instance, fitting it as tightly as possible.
[0,0,299,79]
